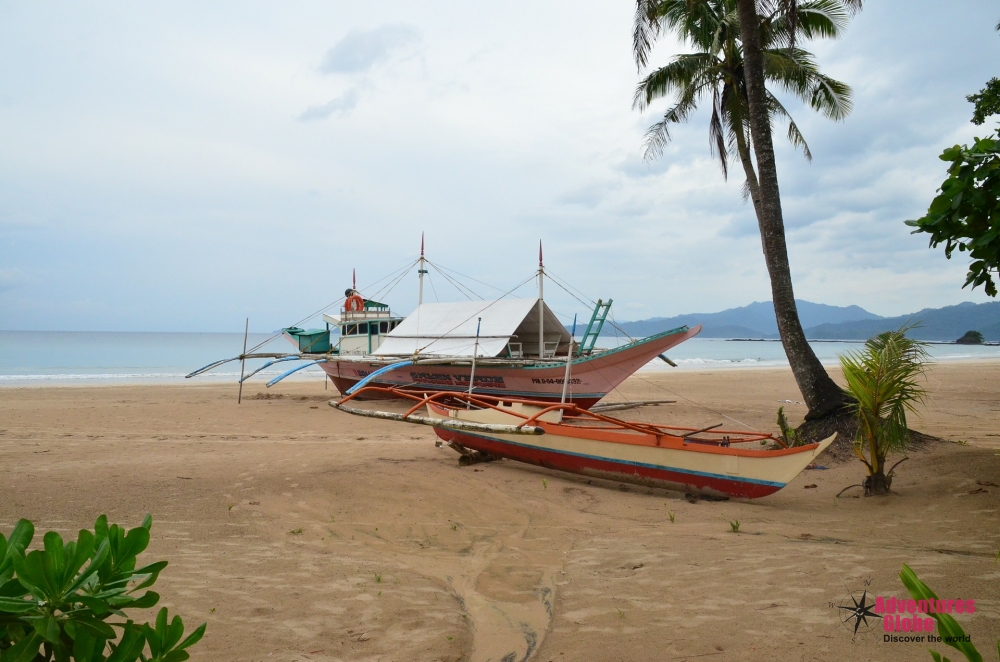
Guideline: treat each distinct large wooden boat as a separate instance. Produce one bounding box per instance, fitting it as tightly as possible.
[332,388,836,499]
[309,296,700,408]
[187,241,700,409]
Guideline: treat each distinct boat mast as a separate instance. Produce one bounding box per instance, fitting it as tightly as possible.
[538,241,544,358]
[418,233,427,306]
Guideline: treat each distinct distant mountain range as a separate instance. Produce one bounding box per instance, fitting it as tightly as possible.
[611,300,1000,342]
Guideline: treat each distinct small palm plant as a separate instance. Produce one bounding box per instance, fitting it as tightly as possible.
[839,328,929,496]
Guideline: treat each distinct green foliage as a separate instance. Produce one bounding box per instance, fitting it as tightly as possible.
[899,564,995,662]
[956,330,985,345]
[0,516,205,662]
[968,77,1000,126]
[668,512,676,523]
[632,0,853,185]
[729,520,740,533]
[776,406,799,446]
[906,131,1000,297]
[839,328,929,486]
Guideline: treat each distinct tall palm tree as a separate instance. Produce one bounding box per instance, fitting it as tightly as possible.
[634,0,854,419]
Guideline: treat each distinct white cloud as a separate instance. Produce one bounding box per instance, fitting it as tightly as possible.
[318,24,419,74]
[299,87,361,121]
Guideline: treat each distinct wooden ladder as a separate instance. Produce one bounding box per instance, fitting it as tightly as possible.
[578,299,612,356]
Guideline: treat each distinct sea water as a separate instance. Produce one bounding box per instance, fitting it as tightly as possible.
[0,331,300,386]
[634,337,1000,371]
[1,331,998,386]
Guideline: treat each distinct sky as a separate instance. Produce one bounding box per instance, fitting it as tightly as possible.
[1,1,999,332]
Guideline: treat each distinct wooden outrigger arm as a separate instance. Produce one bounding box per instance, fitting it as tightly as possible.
[332,385,780,446]
[329,400,545,435]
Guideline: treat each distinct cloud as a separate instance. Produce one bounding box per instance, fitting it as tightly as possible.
[556,181,622,208]
[0,268,27,292]
[298,88,361,121]
[319,24,419,75]
[615,152,672,179]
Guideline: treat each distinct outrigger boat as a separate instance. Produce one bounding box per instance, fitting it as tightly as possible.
[187,240,700,409]
[332,386,836,499]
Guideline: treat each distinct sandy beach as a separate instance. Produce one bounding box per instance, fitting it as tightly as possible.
[2,361,998,661]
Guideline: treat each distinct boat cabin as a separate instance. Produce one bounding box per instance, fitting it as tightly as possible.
[322,296,405,355]
[282,293,404,355]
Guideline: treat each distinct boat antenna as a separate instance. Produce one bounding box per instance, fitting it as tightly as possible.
[353,268,356,292]
[560,314,577,404]
[418,233,428,306]
[538,240,545,358]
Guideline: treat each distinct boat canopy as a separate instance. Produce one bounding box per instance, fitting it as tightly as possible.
[373,298,571,357]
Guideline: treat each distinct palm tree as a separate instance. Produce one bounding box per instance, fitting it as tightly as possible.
[634,0,855,419]
[840,329,929,495]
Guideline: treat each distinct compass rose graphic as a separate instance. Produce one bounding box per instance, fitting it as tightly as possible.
[837,588,882,637]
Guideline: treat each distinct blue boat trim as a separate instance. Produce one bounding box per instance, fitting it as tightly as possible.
[266,359,328,387]
[456,430,786,488]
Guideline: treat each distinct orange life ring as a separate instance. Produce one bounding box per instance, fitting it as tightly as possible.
[345,294,365,312]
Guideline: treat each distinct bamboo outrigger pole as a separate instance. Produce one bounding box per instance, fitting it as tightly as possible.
[467,317,481,406]
[238,318,248,404]
[560,314,577,404]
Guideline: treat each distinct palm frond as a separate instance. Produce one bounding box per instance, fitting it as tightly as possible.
[762,47,853,120]
[765,92,812,160]
[633,0,662,70]
[642,116,676,161]
[710,84,730,178]
[808,73,853,120]
[633,53,721,110]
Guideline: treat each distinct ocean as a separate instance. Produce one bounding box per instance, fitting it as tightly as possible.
[1,330,998,386]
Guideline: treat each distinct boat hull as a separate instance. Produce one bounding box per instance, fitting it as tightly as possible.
[319,325,701,409]
[427,406,835,499]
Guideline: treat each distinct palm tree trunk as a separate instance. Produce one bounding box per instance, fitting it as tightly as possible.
[734,0,846,419]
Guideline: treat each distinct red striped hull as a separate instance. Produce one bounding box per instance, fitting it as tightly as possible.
[434,428,783,499]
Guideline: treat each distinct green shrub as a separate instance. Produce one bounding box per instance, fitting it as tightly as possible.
[776,406,799,447]
[0,515,205,662]
[840,328,929,495]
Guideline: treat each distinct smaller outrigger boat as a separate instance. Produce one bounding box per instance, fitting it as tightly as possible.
[332,386,836,499]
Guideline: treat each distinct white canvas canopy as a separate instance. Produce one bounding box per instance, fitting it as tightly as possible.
[373,298,571,357]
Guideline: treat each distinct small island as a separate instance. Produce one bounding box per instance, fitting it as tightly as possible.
[956,330,985,345]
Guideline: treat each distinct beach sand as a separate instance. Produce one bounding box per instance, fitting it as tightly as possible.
[1,361,998,661]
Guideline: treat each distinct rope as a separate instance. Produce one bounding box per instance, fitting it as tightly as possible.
[427,261,481,300]
[414,273,537,354]
[429,261,509,295]
[244,259,416,354]
[545,268,635,340]
[426,270,441,303]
